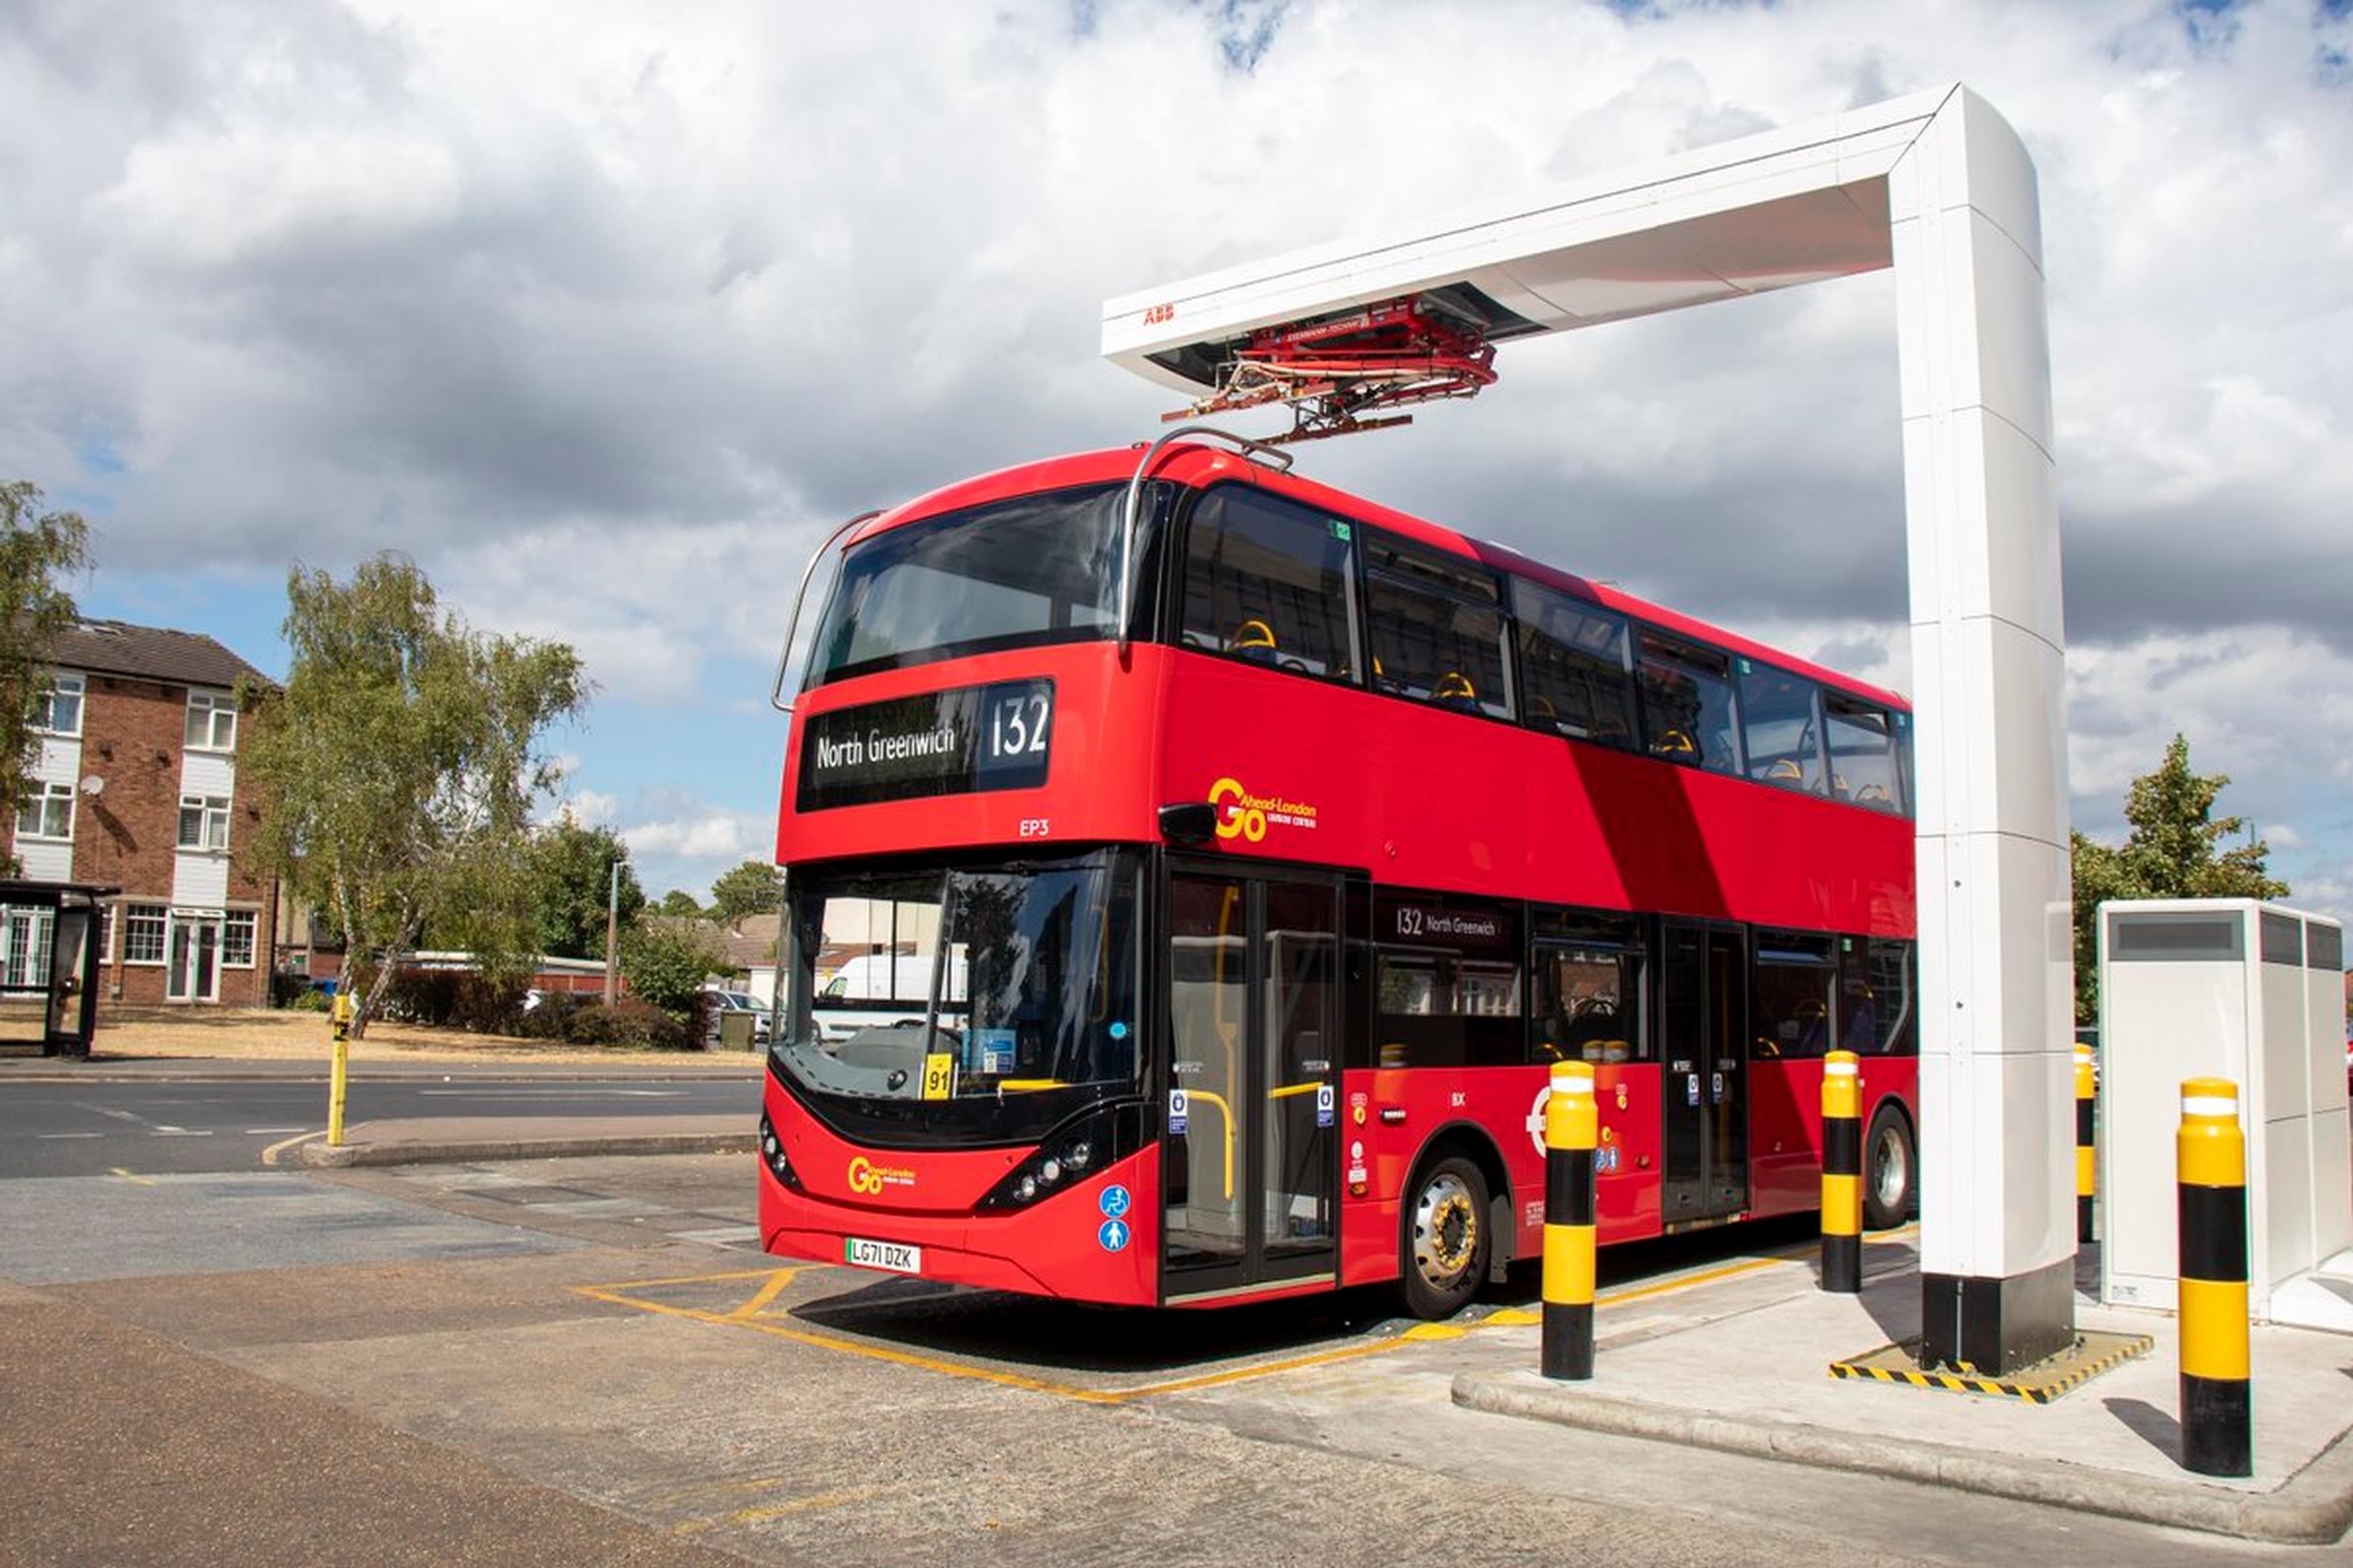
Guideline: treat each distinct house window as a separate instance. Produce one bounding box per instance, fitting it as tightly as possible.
[16,781,74,841]
[222,910,257,968]
[98,904,113,963]
[178,795,231,851]
[185,692,237,751]
[123,904,167,965]
[34,673,84,736]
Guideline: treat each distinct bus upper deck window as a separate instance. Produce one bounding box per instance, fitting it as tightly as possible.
[1636,631,1740,775]
[1825,696,1901,812]
[1361,531,1512,721]
[1178,489,1360,682]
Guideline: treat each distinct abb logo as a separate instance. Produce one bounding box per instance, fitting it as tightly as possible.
[1141,303,1174,326]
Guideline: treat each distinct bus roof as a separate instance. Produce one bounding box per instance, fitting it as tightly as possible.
[849,443,1910,716]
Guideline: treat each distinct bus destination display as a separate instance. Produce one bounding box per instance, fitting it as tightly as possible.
[797,678,1054,810]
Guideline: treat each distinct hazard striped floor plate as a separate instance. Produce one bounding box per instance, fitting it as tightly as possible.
[1828,1331,2153,1404]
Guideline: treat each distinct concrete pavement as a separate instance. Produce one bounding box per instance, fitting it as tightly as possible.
[1450,1240,2353,1545]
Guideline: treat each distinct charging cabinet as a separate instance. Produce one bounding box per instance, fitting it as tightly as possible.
[2097,900,2350,1326]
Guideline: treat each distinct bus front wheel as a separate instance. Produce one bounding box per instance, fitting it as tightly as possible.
[1863,1105,1915,1231]
[1401,1155,1488,1320]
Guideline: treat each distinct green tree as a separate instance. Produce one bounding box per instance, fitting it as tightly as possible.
[526,813,645,958]
[2071,734,2289,1023]
[243,555,586,1037]
[0,481,91,843]
[657,889,705,919]
[708,858,784,927]
[622,919,726,1017]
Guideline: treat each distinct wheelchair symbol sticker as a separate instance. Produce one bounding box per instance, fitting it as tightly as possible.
[1099,1184,1131,1220]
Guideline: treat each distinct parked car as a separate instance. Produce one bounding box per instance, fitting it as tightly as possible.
[700,988,772,1047]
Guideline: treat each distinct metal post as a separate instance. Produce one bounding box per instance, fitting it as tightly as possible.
[328,986,352,1147]
[602,858,620,1006]
[1541,1061,1598,1381]
[2177,1077,2251,1478]
[1821,1050,1863,1293]
[2075,1043,2098,1244]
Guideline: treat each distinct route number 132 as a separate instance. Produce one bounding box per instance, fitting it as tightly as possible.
[986,690,1051,759]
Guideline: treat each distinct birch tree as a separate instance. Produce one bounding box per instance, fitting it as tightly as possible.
[243,556,585,1037]
[0,481,90,839]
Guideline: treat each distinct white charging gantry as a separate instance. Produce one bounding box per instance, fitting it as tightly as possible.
[1103,85,2074,1374]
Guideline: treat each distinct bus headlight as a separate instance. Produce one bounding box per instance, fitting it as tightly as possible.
[758,1114,800,1189]
[975,1102,1146,1212]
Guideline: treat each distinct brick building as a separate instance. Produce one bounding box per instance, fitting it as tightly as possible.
[6,622,278,1006]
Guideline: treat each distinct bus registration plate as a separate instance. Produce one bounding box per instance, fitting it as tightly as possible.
[844,1237,921,1275]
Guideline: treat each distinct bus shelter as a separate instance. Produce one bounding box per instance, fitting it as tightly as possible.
[0,880,119,1059]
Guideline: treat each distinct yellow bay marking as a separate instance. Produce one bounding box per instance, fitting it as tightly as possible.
[108,1166,158,1187]
[574,1233,1881,1407]
[674,1485,887,1535]
[725,1267,801,1320]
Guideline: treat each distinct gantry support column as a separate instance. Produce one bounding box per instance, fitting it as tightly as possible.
[1891,89,2075,1373]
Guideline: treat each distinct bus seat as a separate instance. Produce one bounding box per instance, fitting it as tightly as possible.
[1434,670,1480,712]
[1232,618,1279,663]
[1652,727,1696,758]
[1766,757,1803,783]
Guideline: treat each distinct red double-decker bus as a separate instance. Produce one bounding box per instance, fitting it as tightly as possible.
[759,430,1918,1318]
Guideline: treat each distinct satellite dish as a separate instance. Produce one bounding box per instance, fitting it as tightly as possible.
[78,774,105,796]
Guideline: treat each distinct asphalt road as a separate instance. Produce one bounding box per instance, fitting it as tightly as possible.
[0,1076,759,1178]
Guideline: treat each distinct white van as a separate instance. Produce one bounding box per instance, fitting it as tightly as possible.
[812,951,968,1044]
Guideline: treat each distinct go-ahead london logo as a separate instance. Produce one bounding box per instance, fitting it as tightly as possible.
[1209,776,1319,844]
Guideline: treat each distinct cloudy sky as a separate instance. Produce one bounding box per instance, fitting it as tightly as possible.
[3,0,2348,912]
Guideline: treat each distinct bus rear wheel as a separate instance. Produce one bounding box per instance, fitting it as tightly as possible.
[1401,1155,1488,1320]
[1864,1105,1915,1231]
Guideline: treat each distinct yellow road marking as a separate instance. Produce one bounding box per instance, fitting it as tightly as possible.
[1594,1253,1792,1309]
[725,1268,801,1320]
[108,1166,157,1187]
[600,1264,793,1292]
[572,1282,1138,1403]
[674,1486,886,1534]
[259,1130,323,1166]
[578,1226,1922,1407]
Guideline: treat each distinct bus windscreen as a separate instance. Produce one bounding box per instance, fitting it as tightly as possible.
[773,849,1144,1145]
[807,484,1126,687]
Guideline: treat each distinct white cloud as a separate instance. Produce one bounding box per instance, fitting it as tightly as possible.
[618,794,773,898]
[6,0,2351,908]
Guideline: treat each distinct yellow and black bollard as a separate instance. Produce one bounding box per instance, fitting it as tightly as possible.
[1820,1049,1862,1293]
[328,985,353,1147]
[2075,1042,2097,1244]
[2177,1076,2251,1478]
[1542,1061,1598,1381]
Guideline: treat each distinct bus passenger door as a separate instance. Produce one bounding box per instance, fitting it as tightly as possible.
[1163,866,1340,1301]
[1659,920,1750,1224]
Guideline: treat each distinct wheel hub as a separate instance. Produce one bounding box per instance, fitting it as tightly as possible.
[1413,1174,1478,1286]
[1873,1123,1910,1212]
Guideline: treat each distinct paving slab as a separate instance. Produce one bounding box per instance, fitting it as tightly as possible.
[0,1289,757,1568]
[0,1170,578,1285]
[1452,1256,2353,1544]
